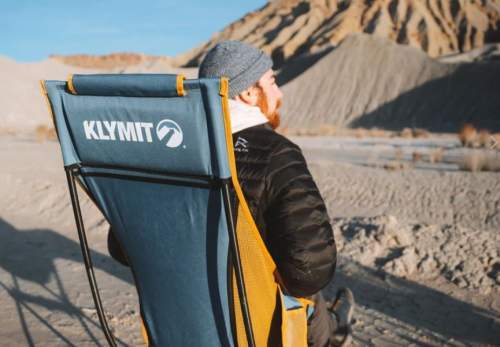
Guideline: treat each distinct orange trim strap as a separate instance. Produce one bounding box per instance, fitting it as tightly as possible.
[176,74,186,96]
[67,74,77,94]
[39,80,60,138]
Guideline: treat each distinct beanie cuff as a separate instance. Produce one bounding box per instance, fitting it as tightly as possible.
[228,52,273,98]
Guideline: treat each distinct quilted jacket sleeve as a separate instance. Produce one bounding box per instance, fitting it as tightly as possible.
[264,140,336,297]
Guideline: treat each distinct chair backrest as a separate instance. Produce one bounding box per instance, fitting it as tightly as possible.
[41,74,312,347]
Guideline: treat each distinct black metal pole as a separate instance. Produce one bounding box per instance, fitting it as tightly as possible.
[221,181,256,347]
[65,168,118,347]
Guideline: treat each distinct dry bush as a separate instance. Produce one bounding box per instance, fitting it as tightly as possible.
[458,124,478,147]
[395,127,429,138]
[492,133,500,150]
[317,124,338,136]
[35,125,57,142]
[368,128,391,138]
[395,148,404,162]
[477,129,491,148]
[0,127,17,136]
[458,124,498,149]
[383,161,411,170]
[413,128,430,138]
[400,128,413,139]
[412,151,422,162]
[429,148,444,163]
[459,150,500,172]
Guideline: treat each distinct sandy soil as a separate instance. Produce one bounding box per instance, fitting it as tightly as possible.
[0,134,498,346]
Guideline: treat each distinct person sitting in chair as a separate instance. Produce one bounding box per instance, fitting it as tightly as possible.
[108,40,354,347]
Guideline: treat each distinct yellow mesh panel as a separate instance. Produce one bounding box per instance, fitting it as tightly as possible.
[232,205,279,347]
[219,77,310,347]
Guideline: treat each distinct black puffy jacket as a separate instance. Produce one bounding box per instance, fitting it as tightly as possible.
[232,123,336,297]
[107,123,336,297]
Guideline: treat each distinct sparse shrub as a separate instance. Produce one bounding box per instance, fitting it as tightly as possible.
[429,148,444,163]
[35,125,57,142]
[368,128,390,138]
[478,129,491,148]
[395,148,404,161]
[412,151,422,162]
[458,124,478,147]
[383,161,410,170]
[400,128,413,139]
[413,128,430,138]
[317,124,338,136]
[459,150,500,172]
[353,128,368,138]
[0,128,16,136]
[492,133,500,150]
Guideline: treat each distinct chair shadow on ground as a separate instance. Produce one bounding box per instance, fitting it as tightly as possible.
[0,218,133,347]
[2,217,499,346]
[324,258,500,346]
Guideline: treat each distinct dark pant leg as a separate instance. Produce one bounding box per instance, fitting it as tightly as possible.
[307,292,337,347]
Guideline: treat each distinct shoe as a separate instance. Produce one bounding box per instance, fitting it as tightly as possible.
[330,325,352,347]
[327,287,355,347]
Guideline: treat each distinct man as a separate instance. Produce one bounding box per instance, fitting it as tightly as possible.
[108,40,354,346]
[198,41,354,347]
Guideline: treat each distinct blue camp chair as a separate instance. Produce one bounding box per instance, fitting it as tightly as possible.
[40,74,313,347]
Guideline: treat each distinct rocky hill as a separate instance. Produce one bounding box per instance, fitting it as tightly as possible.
[178,0,500,67]
[280,33,500,132]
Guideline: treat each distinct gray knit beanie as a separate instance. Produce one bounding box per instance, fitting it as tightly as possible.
[198,41,273,98]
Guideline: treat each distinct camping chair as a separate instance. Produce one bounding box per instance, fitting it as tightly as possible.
[40,74,313,346]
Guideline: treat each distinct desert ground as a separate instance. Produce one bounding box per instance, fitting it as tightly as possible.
[1,5,499,343]
[0,132,498,347]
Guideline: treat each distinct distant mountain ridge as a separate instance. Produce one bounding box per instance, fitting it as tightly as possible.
[50,53,175,70]
[177,0,500,67]
[48,1,500,70]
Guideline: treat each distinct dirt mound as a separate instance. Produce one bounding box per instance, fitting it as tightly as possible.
[178,0,500,67]
[279,33,500,132]
[333,214,499,294]
[0,55,196,134]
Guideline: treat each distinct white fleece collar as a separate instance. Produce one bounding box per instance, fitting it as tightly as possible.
[228,99,268,134]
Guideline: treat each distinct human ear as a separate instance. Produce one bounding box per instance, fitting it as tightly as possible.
[238,86,259,106]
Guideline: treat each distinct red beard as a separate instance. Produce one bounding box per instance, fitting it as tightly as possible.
[257,88,281,130]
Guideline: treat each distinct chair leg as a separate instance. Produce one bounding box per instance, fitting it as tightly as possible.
[66,168,118,347]
[222,182,256,347]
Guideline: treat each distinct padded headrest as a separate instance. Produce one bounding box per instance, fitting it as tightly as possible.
[68,73,185,97]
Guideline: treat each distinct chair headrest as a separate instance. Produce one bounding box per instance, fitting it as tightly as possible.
[68,74,186,97]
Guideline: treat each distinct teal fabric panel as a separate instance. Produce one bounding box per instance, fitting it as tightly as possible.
[83,174,234,346]
[71,74,179,97]
[45,76,231,178]
[61,88,213,176]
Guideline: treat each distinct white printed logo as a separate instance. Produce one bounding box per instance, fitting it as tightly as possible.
[156,119,183,148]
[234,137,248,152]
[83,120,153,142]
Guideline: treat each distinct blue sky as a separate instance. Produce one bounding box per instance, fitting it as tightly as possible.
[0,0,267,62]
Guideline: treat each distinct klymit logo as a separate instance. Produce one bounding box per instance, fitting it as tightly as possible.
[84,120,154,142]
[234,137,248,152]
[83,119,183,148]
[156,119,183,148]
